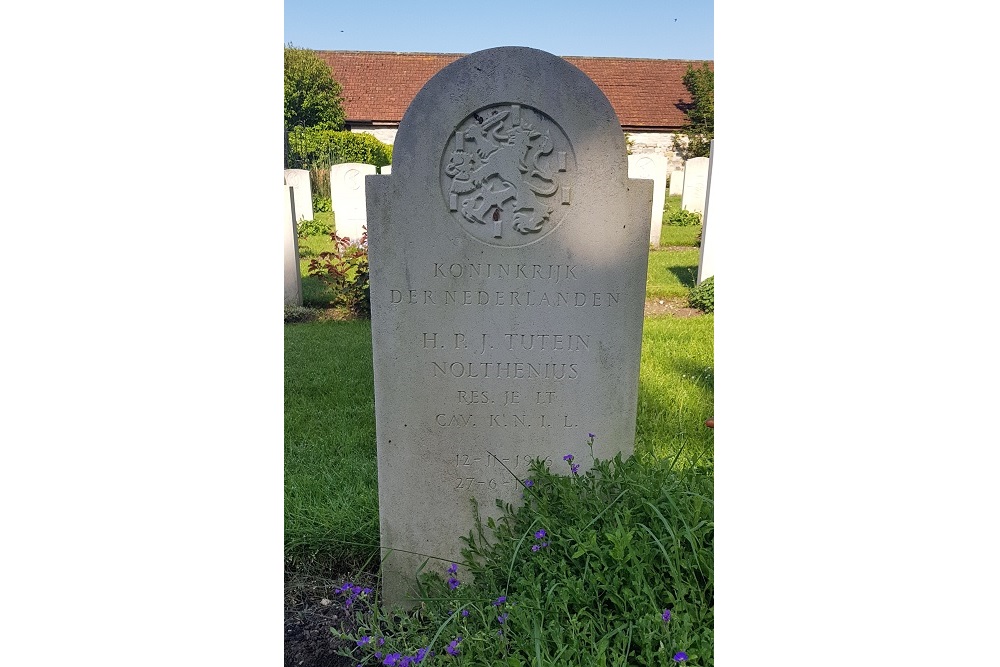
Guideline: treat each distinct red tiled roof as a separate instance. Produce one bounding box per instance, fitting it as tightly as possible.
[314,50,712,132]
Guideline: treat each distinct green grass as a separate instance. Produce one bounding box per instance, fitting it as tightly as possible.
[646,248,700,300]
[285,318,379,567]
[285,314,713,564]
[658,223,701,248]
[663,193,682,213]
[635,316,714,466]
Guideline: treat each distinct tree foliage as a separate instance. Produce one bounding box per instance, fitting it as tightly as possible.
[284,44,346,132]
[672,64,714,160]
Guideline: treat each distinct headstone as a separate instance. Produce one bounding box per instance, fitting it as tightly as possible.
[366,46,652,606]
[628,153,668,246]
[381,165,391,175]
[330,162,377,240]
[283,169,314,222]
[680,157,709,215]
[696,141,715,285]
[283,185,303,306]
[668,169,684,196]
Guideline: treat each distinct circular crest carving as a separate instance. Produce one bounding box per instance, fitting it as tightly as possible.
[440,104,574,247]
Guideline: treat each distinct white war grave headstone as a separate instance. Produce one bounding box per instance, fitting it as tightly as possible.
[366,46,653,606]
[668,169,684,196]
[330,162,377,240]
[381,164,391,175]
[680,157,709,215]
[628,153,668,246]
[696,140,715,285]
[283,185,302,306]
[283,169,314,222]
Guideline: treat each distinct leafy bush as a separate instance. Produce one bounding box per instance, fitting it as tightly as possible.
[296,215,332,240]
[688,276,714,314]
[307,231,370,317]
[286,128,393,170]
[284,44,345,131]
[313,196,332,213]
[333,440,714,666]
[671,64,714,160]
[665,208,703,227]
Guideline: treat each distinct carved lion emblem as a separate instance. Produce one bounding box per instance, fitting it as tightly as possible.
[441,104,574,247]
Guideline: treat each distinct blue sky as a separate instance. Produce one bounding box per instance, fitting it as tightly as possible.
[284,0,713,60]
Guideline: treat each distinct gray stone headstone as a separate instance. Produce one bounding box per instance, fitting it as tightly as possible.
[283,169,314,222]
[628,153,668,246]
[283,185,302,307]
[366,46,652,606]
[330,162,377,240]
[681,157,709,215]
[668,169,685,196]
[696,141,715,285]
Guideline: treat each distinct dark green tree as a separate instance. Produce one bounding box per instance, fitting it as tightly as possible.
[671,64,714,160]
[284,44,346,132]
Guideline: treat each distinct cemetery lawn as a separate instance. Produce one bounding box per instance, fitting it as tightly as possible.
[285,223,712,666]
[284,313,713,665]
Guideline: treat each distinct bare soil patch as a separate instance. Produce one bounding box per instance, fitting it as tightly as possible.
[644,297,701,318]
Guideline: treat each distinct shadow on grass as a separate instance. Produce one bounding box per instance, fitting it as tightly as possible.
[668,263,698,289]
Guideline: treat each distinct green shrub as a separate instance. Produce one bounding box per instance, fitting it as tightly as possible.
[333,442,714,666]
[688,276,714,314]
[286,127,393,170]
[296,215,332,240]
[313,196,332,213]
[665,208,702,227]
[284,44,345,132]
[307,231,370,317]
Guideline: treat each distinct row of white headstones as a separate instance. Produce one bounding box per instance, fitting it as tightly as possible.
[283,147,715,307]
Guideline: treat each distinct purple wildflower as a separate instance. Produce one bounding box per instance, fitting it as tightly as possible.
[497,612,509,624]
[445,636,462,657]
[563,453,574,462]
[447,577,460,590]
[570,463,580,475]
[535,529,547,539]
[662,609,671,622]
[414,647,431,662]
[673,652,689,662]
[493,595,506,606]
[523,479,534,487]
[540,542,549,548]
[588,433,595,439]
[382,653,401,665]
[338,582,353,593]
[357,636,371,647]
[378,637,385,646]
[531,544,540,552]
[460,609,469,617]
[447,563,458,574]
[361,587,372,596]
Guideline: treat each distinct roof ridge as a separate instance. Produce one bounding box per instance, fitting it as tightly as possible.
[311,49,712,63]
